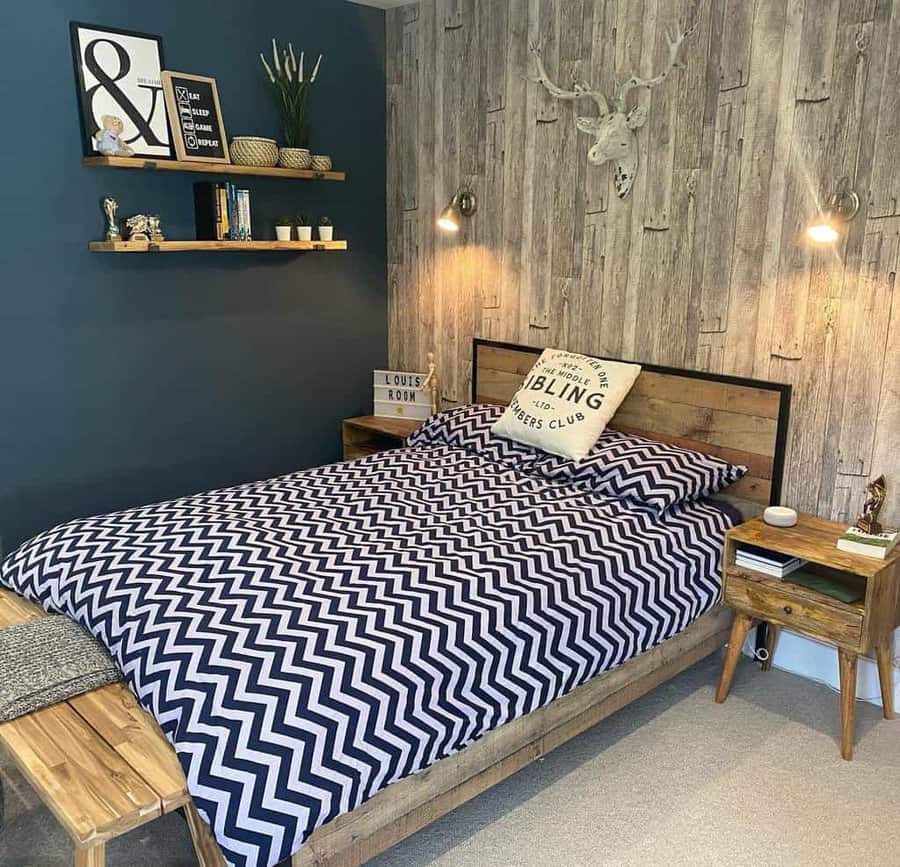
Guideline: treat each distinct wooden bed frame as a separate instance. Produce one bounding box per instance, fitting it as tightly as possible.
[0,340,791,867]
[294,341,791,866]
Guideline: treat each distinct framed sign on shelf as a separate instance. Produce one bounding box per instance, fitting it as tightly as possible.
[70,21,172,159]
[161,71,230,164]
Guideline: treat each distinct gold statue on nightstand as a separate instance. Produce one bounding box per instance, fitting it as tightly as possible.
[422,351,440,415]
[856,475,887,536]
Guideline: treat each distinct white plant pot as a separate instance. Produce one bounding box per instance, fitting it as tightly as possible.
[296,226,313,241]
[275,226,292,241]
[318,226,334,242]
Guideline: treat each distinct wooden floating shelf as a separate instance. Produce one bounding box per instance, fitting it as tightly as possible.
[84,155,346,181]
[89,240,348,253]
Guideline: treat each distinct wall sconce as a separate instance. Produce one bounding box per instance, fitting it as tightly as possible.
[806,177,859,244]
[437,188,477,233]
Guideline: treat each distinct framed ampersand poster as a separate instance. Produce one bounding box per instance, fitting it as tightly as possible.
[70,22,173,159]
[161,71,230,164]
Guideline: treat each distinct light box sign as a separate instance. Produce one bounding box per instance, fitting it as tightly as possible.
[373,370,431,420]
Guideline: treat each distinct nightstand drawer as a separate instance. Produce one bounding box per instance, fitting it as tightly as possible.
[724,571,863,648]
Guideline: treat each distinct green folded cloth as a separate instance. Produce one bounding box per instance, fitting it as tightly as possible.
[786,570,864,603]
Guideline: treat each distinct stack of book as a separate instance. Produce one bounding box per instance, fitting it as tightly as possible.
[837,526,899,560]
[193,182,252,241]
[735,544,806,578]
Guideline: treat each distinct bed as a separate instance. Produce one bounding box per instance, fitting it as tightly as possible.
[0,340,791,867]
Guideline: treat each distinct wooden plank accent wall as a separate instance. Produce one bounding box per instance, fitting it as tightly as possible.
[386,0,900,527]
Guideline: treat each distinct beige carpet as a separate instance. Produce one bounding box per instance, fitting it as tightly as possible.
[2,653,898,866]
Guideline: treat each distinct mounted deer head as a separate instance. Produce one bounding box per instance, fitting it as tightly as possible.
[529,25,696,199]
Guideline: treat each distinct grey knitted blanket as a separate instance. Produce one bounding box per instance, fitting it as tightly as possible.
[0,617,122,722]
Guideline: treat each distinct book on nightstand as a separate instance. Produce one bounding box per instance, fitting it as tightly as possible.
[735,543,806,578]
[836,526,899,560]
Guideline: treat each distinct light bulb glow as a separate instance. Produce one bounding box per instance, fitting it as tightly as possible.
[437,216,460,232]
[806,222,840,244]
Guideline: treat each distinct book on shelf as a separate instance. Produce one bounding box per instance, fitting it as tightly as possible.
[193,182,252,241]
[735,543,805,578]
[836,526,899,560]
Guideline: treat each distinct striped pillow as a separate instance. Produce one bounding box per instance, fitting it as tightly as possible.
[533,429,747,511]
[408,403,541,469]
[409,405,745,511]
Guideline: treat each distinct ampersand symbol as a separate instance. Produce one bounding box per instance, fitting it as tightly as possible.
[83,38,165,147]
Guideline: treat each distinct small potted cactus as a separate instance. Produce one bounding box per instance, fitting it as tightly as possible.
[295,214,313,242]
[317,215,333,242]
[275,216,293,241]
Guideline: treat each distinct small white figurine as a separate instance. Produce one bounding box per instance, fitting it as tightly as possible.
[422,351,440,414]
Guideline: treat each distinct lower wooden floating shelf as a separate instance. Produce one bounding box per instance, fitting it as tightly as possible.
[89,240,348,253]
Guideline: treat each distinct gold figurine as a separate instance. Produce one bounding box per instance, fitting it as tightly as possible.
[856,475,887,536]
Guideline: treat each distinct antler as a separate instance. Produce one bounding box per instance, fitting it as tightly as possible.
[615,24,696,111]
[528,42,610,116]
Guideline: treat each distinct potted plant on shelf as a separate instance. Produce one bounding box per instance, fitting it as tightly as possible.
[260,40,323,170]
[318,216,333,242]
[295,214,312,242]
[275,216,293,241]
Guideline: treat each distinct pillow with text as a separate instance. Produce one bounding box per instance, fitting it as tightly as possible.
[491,349,641,462]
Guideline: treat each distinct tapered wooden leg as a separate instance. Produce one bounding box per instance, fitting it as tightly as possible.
[876,641,895,720]
[715,613,753,703]
[185,802,227,867]
[838,649,858,761]
[74,844,105,867]
[762,624,780,672]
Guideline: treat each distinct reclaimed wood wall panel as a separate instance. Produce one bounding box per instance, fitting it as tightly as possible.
[386,0,900,526]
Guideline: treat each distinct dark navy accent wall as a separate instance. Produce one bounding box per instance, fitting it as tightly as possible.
[0,1,387,549]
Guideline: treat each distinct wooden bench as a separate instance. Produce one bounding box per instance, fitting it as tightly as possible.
[0,589,226,867]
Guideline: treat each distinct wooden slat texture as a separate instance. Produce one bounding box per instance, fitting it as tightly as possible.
[83,155,346,181]
[69,684,188,812]
[0,704,160,845]
[473,343,783,506]
[89,240,347,253]
[0,588,193,847]
[868,0,900,217]
[185,803,228,867]
[385,0,900,530]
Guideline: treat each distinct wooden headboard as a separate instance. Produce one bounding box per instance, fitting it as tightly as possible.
[472,340,791,515]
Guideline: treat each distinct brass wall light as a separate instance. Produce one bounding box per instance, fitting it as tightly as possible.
[437,188,477,233]
[806,177,859,244]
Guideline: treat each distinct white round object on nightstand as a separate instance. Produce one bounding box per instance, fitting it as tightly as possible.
[763,506,798,527]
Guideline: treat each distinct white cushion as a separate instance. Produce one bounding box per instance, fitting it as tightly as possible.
[491,349,641,462]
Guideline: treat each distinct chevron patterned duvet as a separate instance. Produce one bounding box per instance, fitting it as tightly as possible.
[0,443,734,867]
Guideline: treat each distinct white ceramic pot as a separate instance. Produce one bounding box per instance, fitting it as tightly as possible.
[296,225,313,241]
[275,225,292,241]
[318,226,334,242]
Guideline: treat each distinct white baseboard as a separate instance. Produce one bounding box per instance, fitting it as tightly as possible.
[742,626,899,708]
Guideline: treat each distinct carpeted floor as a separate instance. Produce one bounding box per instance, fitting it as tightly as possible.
[2,652,898,866]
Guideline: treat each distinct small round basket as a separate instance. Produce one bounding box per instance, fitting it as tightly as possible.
[230,137,279,167]
[278,147,312,170]
[310,154,333,173]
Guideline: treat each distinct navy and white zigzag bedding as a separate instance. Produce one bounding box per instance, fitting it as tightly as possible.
[0,442,733,867]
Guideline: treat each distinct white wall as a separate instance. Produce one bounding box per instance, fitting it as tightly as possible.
[743,627,899,709]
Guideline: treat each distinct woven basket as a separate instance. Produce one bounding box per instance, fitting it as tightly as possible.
[310,154,333,172]
[278,147,312,170]
[230,137,278,167]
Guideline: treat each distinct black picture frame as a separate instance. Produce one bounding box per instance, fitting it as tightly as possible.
[70,21,173,159]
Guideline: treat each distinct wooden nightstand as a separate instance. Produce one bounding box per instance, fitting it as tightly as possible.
[342,416,422,461]
[715,514,899,760]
